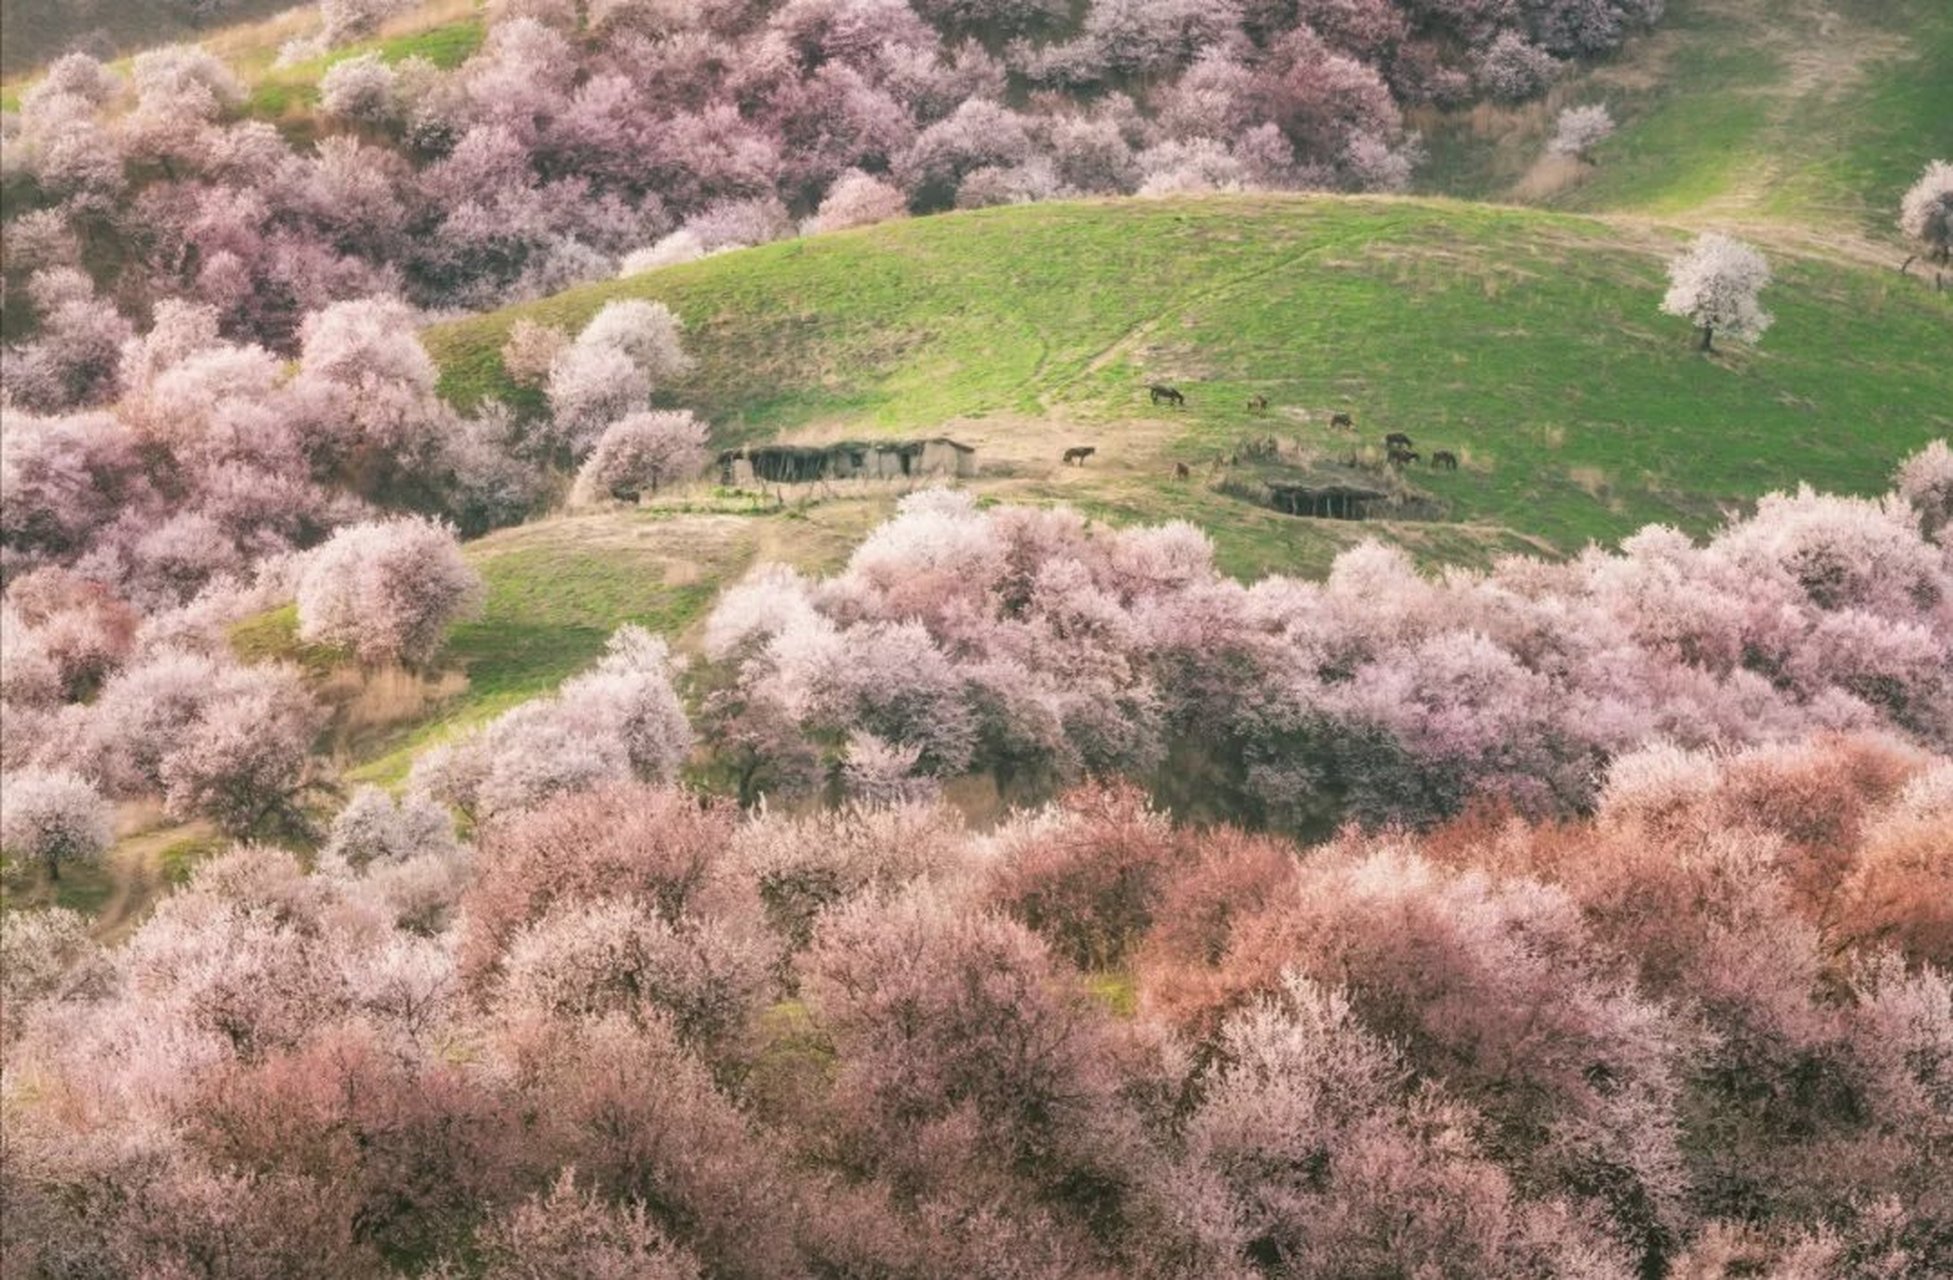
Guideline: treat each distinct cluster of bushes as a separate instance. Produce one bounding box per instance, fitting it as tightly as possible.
[2,0,1669,361]
[0,299,474,838]
[4,723,1947,1277]
[0,294,713,816]
[0,237,712,836]
[6,423,1948,1277]
[695,443,1953,833]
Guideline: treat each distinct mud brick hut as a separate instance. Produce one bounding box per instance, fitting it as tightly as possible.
[1266,482,1388,520]
[719,438,977,486]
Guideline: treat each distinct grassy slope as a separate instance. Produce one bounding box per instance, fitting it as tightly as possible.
[1567,0,1950,226]
[430,195,1953,565]
[1420,0,1953,235]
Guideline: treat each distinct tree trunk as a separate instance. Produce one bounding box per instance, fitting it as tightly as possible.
[45,851,60,882]
[1698,324,1714,352]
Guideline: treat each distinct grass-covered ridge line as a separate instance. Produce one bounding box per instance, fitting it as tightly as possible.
[427,195,1953,557]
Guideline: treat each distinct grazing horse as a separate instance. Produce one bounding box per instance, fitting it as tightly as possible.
[1175,462,1191,479]
[1330,412,1354,430]
[1387,445,1420,467]
[1149,383,1186,407]
[1247,394,1269,412]
[1431,450,1458,471]
[1063,446,1096,465]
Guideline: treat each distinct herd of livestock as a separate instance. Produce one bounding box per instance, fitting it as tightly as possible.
[1060,383,1463,484]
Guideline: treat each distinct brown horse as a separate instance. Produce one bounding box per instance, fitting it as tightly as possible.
[1063,446,1096,465]
[1387,445,1420,467]
[1149,383,1186,407]
[1431,450,1458,471]
[1247,394,1269,412]
[1330,412,1354,430]
[1383,432,1413,449]
[1175,462,1191,479]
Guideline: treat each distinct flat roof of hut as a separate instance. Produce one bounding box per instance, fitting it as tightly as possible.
[718,437,978,485]
[1267,482,1388,520]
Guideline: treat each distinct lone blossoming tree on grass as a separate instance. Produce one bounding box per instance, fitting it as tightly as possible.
[296,516,483,668]
[1548,104,1615,160]
[1899,160,1952,285]
[1660,232,1772,352]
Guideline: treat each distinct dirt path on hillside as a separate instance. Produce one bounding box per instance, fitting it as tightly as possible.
[92,806,216,944]
[1689,1,1911,221]
[1593,211,1911,274]
[1502,0,1921,248]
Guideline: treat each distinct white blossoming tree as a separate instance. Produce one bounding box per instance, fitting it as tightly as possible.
[1548,104,1615,160]
[0,769,112,881]
[1899,160,1951,286]
[1660,232,1772,352]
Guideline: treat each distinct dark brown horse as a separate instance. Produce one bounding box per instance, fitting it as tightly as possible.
[1063,446,1096,465]
[1149,383,1186,407]
[1431,450,1458,471]
[1383,432,1413,449]
[1330,412,1354,430]
[1175,462,1191,479]
[1247,394,1269,412]
[1387,445,1420,467]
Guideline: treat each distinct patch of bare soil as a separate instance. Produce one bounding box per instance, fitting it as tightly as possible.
[316,665,472,763]
[93,803,217,944]
[478,510,754,561]
[1513,153,1593,202]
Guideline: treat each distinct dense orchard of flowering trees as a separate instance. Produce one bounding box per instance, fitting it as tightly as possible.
[1,0,1670,363]
[3,729,1948,1276]
[696,450,1952,833]
[0,287,712,830]
[5,420,1947,841]
[4,420,1949,1273]
[0,294,539,830]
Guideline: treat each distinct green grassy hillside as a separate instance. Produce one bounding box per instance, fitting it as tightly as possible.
[252,190,1948,807]
[1418,0,1953,234]
[429,195,1953,569]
